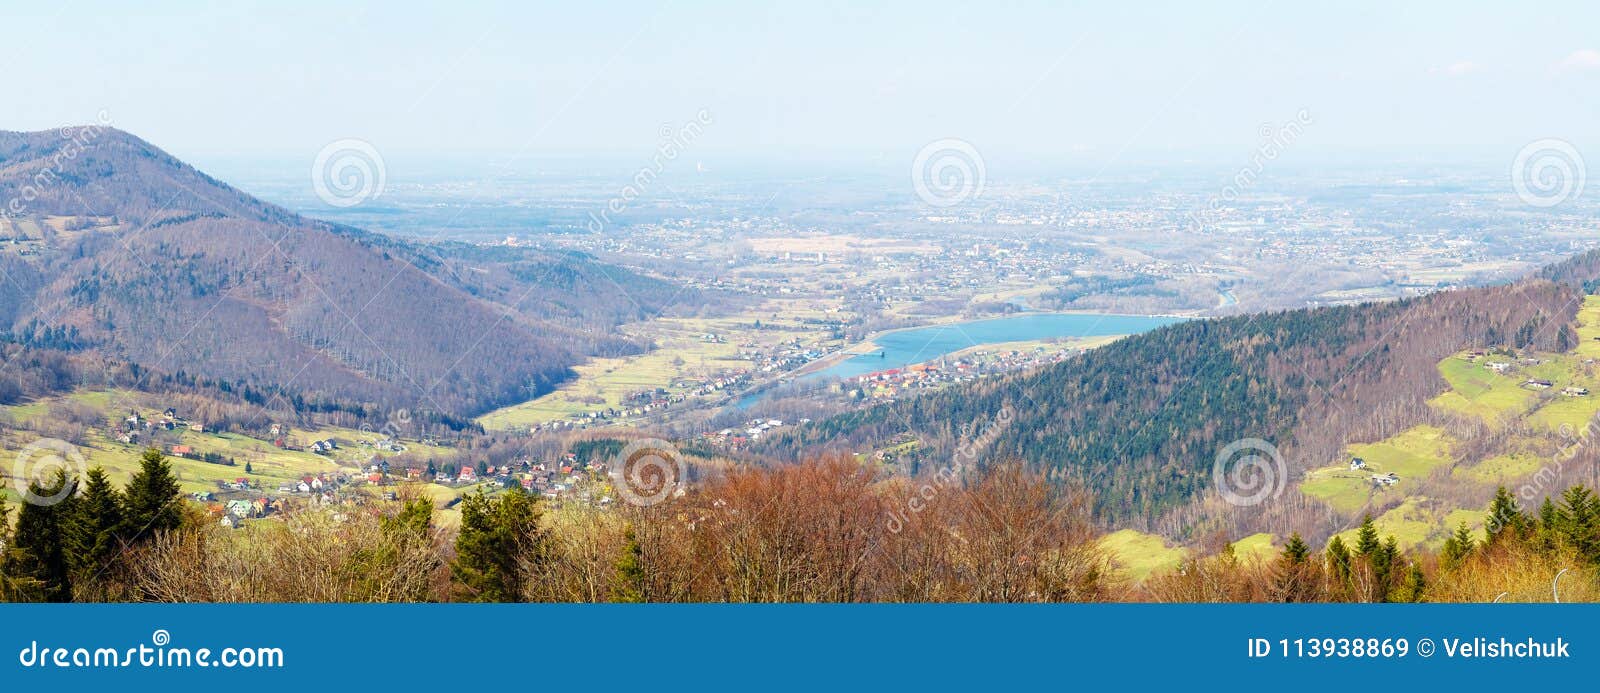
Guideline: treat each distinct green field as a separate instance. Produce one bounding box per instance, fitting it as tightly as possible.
[1332,498,1486,552]
[1574,295,1600,359]
[1350,425,1453,477]
[0,389,451,498]
[0,435,334,497]
[477,306,843,430]
[1300,425,1455,513]
[1299,469,1376,514]
[1430,357,1537,421]
[1100,529,1188,581]
[1456,451,1546,483]
[1528,396,1600,432]
[1231,533,1277,562]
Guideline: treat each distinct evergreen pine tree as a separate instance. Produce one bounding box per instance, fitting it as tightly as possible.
[1371,536,1399,602]
[1485,486,1529,546]
[1326,536,1352,585]
[1557,324,1576,352]
[121,448,182,540]
[1270,533,1314,602]
[382,498,433,537]
[610,525,646,603]
[1555,485,1599,563]
[1397,564,1426,603]
[370,497,437,603]
[1281,533,1309,565]
[1354,514,1381,556]
[1,472,77,602]
[1537,497,1560,555]
[451,488,544,602]
[1441,521,1475,570]
[64,467,125,591]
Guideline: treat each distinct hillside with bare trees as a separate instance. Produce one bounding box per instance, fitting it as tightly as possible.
[0,128,711,420]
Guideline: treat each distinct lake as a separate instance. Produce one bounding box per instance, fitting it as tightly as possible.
[806,312,1185,381]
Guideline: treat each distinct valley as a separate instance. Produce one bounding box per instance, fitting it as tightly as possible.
[4,126,1600,599]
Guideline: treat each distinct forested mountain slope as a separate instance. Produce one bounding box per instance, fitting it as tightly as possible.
[770,258,1595,537]
[0,127,699,419]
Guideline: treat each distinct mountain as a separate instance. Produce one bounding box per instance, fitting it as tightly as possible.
[768,255,1599,540]
[0,126,698,420]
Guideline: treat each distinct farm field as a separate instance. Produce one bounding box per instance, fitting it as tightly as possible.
[477,300,845,430]
[743,233,938,257]
[1299,425,1455,513]
[1302,315,1600,555]
[0,389,452,501]
[1430,356,1545,422]
[1100,529,1188,581]
[0,430,338,498]
[1332,497,1486,552]
[1298,468,1376,514]
[1231,533,1278,562]
[1527,393,1600,432]
[475,319,745,429]
[1456,451,1546,484]
[964,281,1063,308]
[1574,295,1600,359]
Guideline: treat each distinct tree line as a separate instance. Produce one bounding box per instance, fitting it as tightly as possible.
[6,455,1596,603]
[1144,485,1600,602]
[1,448,182,601]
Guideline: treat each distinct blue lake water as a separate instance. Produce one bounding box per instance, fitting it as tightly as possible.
[806,312,1185,381]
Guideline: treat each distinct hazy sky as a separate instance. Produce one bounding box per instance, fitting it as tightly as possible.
[4,1,1598,170]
